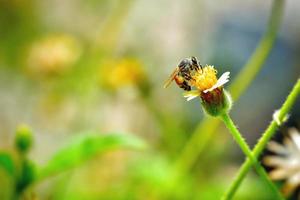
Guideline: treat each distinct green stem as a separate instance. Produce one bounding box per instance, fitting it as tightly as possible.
[95,0,135,51]
[174,0,284,175]
[229,0,284,99]
[223,79,300,199]
[142,93,186,154]
[220,113,283,200]
[174,117,219,173]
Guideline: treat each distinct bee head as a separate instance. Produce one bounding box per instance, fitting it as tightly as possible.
[191,56,198,65]
[178,58,191,69]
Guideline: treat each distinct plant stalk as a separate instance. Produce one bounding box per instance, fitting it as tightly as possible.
[223,79,300,199]
[174,0,285,176]
[220,113,283,200]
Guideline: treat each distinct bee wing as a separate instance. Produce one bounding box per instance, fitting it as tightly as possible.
[164,67,179,88]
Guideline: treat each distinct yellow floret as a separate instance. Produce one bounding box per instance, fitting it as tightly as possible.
[191,65,218,91]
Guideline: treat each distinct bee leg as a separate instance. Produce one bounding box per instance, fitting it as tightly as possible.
[180,81,191,91]
[182,72,192,81]
[199,63,203,70]
[186,85,191,91]
[191,56,200,71]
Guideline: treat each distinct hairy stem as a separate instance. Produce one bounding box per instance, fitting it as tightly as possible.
[174,0,285,175]
[223,79,300,199]
[220,113,283,200]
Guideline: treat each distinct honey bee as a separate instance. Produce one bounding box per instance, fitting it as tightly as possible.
[164,56,202,91]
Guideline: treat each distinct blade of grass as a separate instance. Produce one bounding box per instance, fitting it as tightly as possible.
[95,0,135,51]
[36,133,146,182]
[0,152,15,177]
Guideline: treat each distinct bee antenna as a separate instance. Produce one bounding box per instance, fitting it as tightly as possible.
[191,56,202,71]
[191,56,197,64]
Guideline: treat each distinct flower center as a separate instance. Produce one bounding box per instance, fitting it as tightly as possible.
[190,65,218,91]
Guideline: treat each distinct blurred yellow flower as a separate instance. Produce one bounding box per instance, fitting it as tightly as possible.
[26,34,81,76]
[99,58,146,90]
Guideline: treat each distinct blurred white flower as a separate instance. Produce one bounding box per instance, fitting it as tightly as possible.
[263,128,300,197]
[26,34,81,76]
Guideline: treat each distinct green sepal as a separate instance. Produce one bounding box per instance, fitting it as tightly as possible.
[200,88,232,117]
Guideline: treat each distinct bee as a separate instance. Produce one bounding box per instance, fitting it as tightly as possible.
[164,56,202,91]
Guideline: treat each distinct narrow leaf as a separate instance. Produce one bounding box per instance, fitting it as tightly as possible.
[0,152,15,177]
[37,133,146,181]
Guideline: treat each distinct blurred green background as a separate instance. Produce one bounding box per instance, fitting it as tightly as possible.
[0,0,299,199]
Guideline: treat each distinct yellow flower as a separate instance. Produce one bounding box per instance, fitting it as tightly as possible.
[263,128,300,197]
[99,58,146,90]
[191,65,218,91]
[184,66,230,101]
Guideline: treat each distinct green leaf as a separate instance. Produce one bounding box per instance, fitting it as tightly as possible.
[0,152,15,177]
[37,133,146,182]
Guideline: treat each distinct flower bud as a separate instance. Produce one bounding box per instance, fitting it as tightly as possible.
[15,124,33,154]
[200,88,232,116]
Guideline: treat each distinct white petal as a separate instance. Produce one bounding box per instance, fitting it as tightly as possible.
[269,168,291,180]
[187,96,198,101]
[289,128,300,150]
[283,137,296,155]
[287,172,300,186]
[263,156,288,167]
[203,71,230,93]
[283,174,300,196]
[267,141,289,155]
[183,90,200,101]
[217,71,230,85]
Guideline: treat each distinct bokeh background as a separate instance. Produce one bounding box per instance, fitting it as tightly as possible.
[0,0,299,199]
